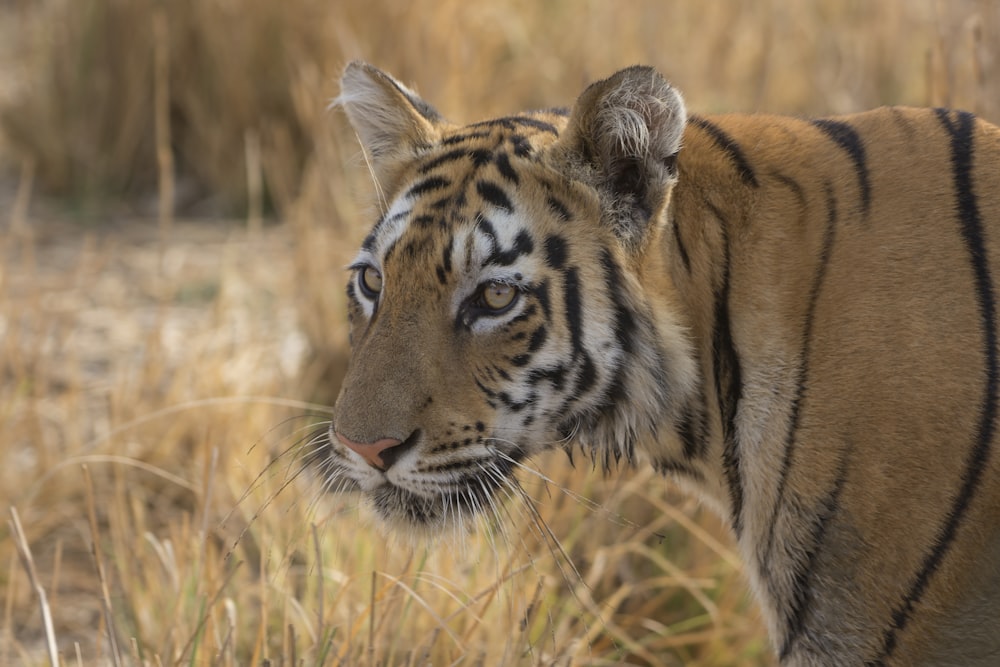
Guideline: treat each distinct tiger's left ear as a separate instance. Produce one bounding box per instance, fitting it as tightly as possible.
[551,66,686,256]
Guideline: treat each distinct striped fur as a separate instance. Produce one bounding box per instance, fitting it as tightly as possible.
[320,62,1000,666]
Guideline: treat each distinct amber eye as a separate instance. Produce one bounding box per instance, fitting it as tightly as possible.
[480,281,517,312]
[359,265,383,297]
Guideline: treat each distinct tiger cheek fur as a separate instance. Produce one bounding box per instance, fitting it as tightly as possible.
[319,61,1000,666]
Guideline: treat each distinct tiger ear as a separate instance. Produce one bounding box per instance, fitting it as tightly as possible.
[552,66,686,255]
[334,61,443,189]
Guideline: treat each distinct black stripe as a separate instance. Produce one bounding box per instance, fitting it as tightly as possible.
[511,135,533,158]
[544,235,569,269]
[418,148,467,173]
[652,458,705,482]
[528,326,548,352]
[575,353,597,396]
[506,302,538,327]
[468,115,560,135]
[534,280,552,320]
[441,130,491,145]
[441,235,453,275]
[485,230,534,267]
[710,204,745,535]
[555,265,598,412]
[401,233,433,259]
[382,237,399,265]
[526,364,567,391]
[888,106,919,143]
[474,378,496,400]
[406,176,451,199]
[763,182,838,563]
[779,441,852,660]
[494,151,519,184]
[873,109,998,664]
[547,195,572,222]
[811,119,871,216]
[474,216,499,257]
[598,369,632,466]
[470,149,492,167]
[677,403,706,460]
[689,116,759,187]
[362,208,411,251]
[771,172,808,218]
[476,180,514,213]
[672,219,692,273]
[564,267,585,358]
[600,250,637,355]
[510,353,531,367]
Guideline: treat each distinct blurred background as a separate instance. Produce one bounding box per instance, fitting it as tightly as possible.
[1,1,997,665]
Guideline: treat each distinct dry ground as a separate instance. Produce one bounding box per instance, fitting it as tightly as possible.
[1,214,307,658]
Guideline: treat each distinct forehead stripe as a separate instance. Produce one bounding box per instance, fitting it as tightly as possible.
[442,130,491,145]
[419,148,468,173]
[476,180,513,213]
[494,152,519,184]
[485,230,535,267]
[406,176,451,199]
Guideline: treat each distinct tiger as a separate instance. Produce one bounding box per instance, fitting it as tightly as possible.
[313,60,1000,666]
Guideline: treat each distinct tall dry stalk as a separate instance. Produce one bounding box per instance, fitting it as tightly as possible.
[152,5,174,274]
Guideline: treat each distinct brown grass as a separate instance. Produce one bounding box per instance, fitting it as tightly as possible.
[2,1,1000,665]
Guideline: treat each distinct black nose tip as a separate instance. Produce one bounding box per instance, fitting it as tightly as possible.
[376,430,420,471]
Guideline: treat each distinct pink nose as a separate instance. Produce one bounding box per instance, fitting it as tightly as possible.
[335,432,403,471]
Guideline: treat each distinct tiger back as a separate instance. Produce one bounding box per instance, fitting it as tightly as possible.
[317,62,1000,666]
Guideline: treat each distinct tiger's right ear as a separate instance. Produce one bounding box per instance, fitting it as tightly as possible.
[333,62,444,191]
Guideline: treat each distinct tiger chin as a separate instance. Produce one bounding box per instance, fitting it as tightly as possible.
[315,61,1000,666]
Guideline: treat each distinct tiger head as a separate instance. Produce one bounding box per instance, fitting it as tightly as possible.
[321,62,699,536]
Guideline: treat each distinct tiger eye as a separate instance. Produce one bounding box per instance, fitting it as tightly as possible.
[482,281,516,311]
[361,266,383,295]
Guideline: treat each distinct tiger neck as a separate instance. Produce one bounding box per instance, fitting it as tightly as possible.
[568,139,758,515]
[645,167,759,515]
[570,190,740,505]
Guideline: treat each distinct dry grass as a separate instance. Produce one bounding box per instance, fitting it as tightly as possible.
[2,1,1000,665]
[0,211,762,665]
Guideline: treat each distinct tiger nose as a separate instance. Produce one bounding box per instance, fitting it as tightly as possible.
[335,432,408,471]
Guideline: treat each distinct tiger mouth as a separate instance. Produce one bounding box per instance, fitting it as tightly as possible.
[307,422,530,531]
[366,460,518,529]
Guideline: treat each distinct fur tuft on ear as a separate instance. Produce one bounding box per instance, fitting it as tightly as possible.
[333,61,444,191]
[552,66,687,254]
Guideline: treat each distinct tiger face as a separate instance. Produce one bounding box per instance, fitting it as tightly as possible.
[324,63,698,535]
[318,62,1000,665]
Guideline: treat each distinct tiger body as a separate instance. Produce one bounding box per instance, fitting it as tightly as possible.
[322,62,1000,665]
